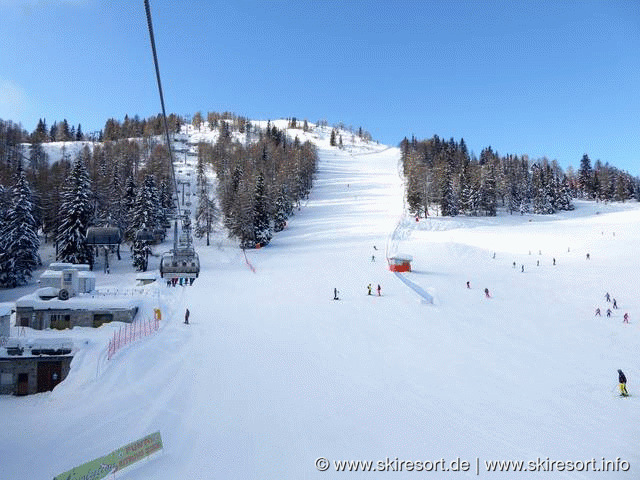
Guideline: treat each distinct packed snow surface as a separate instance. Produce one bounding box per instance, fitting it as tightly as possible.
[2,126,639,479]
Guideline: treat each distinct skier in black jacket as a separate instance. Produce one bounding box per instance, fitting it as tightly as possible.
[618,369,628,396]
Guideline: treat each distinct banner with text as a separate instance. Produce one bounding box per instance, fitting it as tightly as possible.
[53,431,163,480]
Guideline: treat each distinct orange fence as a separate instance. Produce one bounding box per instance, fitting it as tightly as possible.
[107,317,160,360]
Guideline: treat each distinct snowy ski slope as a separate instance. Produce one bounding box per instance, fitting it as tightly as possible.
[1,126,639,479]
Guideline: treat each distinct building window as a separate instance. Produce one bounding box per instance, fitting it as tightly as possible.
[1,373,12,385]
[93,313,114,328]
[50,314,71,330]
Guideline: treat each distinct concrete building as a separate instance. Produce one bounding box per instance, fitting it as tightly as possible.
[0,338,73,395]
[0,303,12,338]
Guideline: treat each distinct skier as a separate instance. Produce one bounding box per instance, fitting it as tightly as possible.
[371,255,375,262]
[492,252,496,259]
[553,258,556,266]
[612,298,617,309]
[606,308,612,318]
[605,292,611,302]
[623,313,629,324]
[333,288,339,301]
[586,253,590,260]
[521,265,525,273]
[512,261,516,268]
[484,288,491,298]
[367,284,372,295]
[466,281,470,289]
[536,260,539,266]
[373,245,378,250]
[377,284,381,296]
[618,369,629,397]
[595,308,601,316]
[184,308,190,325]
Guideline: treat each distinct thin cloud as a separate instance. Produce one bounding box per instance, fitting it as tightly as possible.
[0,78,27,120]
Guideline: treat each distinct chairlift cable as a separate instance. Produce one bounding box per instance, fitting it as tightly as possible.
[143,0,181,219]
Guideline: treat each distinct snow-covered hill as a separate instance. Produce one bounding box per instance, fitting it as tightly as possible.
[2,125,639,479]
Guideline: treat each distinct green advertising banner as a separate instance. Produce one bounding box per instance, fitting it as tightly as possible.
[53,431,163,480]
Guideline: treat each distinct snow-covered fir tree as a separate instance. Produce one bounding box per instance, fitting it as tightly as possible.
[122,176,137,241]
[129,175,162,269]
[273,186,291,232]
[56,156,94,267]
[131,238,151,272]
[253,173,272,247]
[0,170,41,286]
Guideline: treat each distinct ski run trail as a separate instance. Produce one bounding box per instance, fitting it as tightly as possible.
[1,124,640,479]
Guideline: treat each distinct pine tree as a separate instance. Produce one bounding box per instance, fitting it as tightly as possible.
[130,175,161,238]
[479,164,497,216]
[131,239,151,271]
[195,184,218,245]
[56,157,94,267]
[33,118,48,143]
[122,176,137,241]
[253,173,272,247]
[578,154,593,198]
[0,170,41,287]
[273,186,291,232]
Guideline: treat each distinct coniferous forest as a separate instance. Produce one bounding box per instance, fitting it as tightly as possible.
[1,113,638,288]
[401,135,639,218]
[0,114,318,287]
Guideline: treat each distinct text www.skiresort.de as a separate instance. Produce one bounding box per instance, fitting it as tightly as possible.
[315,456,630,474]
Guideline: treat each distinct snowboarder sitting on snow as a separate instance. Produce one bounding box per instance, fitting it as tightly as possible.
[618,369,629,397]
[595,308,601,316]
[184,308,190,325]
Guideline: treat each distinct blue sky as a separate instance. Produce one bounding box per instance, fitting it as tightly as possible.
[1,0,638,174]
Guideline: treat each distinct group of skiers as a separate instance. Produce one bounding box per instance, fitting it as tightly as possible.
[167,277,195,287]
[465,281,491,299]
[367,283,382,296]
[595,292,630,323]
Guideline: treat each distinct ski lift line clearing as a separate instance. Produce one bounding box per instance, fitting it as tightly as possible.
[145,0,200,281]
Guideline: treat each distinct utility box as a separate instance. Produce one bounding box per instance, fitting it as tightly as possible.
[388,254,413,272]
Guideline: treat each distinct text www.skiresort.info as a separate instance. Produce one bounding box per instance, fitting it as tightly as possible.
[315,456,630,474]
